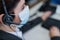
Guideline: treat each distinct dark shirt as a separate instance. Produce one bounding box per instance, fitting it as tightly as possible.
[0,30,22,40]
[51,37,60,40]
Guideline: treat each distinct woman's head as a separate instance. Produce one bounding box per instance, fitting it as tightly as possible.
[0,0,26,25]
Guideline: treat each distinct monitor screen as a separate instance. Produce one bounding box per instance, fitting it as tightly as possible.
[50,0,60,5]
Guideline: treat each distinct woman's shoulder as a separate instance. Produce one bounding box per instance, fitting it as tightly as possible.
[0,30,6,40]
[0,30,22,40]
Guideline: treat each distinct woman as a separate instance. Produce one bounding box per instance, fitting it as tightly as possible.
[0,0,29,40]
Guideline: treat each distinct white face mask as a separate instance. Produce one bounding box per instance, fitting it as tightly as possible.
[16,6,30,28]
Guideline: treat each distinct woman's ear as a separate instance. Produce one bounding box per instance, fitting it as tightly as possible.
[0,14,4,23]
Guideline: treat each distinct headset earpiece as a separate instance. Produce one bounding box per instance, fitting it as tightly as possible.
[2,14,13,25]
[2,0,19,26]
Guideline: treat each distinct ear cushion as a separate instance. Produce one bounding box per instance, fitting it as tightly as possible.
[2,15,14,25]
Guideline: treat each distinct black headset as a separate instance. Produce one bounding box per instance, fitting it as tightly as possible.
[2,0,20,26]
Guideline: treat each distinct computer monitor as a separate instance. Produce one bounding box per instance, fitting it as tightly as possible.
[50,0,60,6]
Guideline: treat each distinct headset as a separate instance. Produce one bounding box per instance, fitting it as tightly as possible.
[2,0,20,26]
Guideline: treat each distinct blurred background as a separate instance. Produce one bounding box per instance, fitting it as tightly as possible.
[20,0,60,40]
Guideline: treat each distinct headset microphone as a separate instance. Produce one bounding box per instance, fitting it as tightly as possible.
[2,0,20,26]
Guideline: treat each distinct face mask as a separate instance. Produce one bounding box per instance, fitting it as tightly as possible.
[16,6,30,28]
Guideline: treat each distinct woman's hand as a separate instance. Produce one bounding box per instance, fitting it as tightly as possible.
[41,11,52,21]
[50,26,60,38]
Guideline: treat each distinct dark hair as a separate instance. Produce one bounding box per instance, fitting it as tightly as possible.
[0,0,20,14]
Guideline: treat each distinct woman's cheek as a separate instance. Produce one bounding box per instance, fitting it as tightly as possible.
[13,15,21,23]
